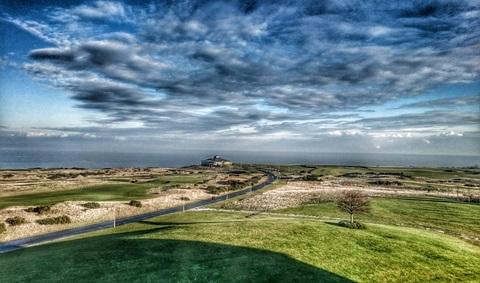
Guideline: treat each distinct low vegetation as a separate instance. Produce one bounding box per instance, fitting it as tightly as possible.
[80,202,101,209]
[25,205,51,214]
[0,223,6,233]
[128,200,142,208]
[5,216,27,226]
[36,215,71,225]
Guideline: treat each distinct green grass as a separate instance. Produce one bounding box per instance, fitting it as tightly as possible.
[275,197,480,245]
[0,174,210,209]
[311,165,480,180]
[1,211,479,282]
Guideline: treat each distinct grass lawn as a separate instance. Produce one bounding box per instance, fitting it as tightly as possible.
[0,174,210,209]
[275,197,480,245]
[0,210,479,282]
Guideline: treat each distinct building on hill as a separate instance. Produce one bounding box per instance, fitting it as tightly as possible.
[201,155,233,167]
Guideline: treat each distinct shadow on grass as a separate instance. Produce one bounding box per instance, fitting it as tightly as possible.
[325,221,367,230]
[380,196,479,205]
[0,227,353,283]
[138,220,256,226]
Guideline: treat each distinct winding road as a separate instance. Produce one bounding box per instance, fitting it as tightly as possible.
[0,172,276,253]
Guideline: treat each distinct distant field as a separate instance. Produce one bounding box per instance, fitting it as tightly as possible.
[311,165,480,179]
[252,164,480,180]
[0,174,209,209]
[1,211,479,282]
[275,196,480,245]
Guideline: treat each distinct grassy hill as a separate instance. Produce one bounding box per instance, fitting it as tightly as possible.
[275,196,480,245]
[1,210,479,282]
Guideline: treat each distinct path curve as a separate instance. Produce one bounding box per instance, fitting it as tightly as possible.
[0,172,277,253]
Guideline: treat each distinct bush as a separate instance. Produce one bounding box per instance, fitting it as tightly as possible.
[0,223,6,233]
[81,202,101,209]
[369,180,402,186]
[37,215,71,225]
[129,200,142,207]
[337,220,366,229]
[303,174,318,181]
[180,196,190,201]
[5,216,27,226]
[25,205,51,214]
[206,185,227,194]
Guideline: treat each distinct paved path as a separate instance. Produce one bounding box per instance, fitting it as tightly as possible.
[0,173,276,253]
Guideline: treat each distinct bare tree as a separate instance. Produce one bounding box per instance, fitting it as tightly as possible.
[336,190,370,224]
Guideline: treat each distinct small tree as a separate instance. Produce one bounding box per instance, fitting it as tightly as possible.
[336,190,370,224]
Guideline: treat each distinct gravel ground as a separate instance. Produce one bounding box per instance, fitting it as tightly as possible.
[0,188,210,242]
[224,181,474,211]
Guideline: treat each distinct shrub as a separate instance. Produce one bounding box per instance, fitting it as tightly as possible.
[0,223,6,233]
[369,180,402,186]
[81,202,101,209]
[337,220,366,229]
[129,200,142,207]
[25,205,51,214]
[5,216,27,226]
[37,215,71,225]
[180,197,190,201]
[303,174,318,181]
[206,185,228,194]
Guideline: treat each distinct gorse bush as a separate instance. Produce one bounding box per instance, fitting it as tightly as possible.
[129,200,142,207]
[81,202,101,209]
[5,216,27,226]
[205,185,230,194]
[37,215,71,225]
[0,223,6,233]
[25,205,51,214]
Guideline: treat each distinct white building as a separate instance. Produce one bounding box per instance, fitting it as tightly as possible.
[201,155,233,167]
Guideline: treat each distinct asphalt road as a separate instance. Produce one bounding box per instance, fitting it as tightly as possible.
[0,172,276,253]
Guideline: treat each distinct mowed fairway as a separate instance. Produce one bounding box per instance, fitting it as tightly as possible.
[1,211,479,282]
[0,174,209,209]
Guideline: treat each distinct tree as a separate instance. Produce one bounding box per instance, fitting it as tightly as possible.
[336,190,370,224]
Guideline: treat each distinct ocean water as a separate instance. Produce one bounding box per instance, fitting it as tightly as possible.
[0,148,479,169]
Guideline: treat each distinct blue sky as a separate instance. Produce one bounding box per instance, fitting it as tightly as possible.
[0,0,479,155]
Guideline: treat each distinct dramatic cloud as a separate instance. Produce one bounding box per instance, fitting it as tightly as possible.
[1,0,479,154]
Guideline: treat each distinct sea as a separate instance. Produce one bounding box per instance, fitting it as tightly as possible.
[0,148,479,169]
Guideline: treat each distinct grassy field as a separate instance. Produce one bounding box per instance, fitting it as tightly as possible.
[275,196,480,245]
[0,174,209,209]
[310,165,480,180]
[1,210,479,282]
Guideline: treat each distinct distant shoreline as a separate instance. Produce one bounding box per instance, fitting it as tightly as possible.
[0,164,479,171]
[1,149,479,169]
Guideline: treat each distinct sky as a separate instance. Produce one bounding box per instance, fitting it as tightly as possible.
[0,0,479,156]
